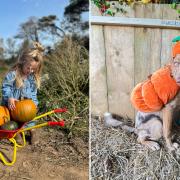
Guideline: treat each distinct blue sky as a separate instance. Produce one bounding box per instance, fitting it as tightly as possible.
[0,0,69,40]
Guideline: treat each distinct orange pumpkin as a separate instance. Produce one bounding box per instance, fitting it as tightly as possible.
[0,106,10,126]
[10,99,37,122]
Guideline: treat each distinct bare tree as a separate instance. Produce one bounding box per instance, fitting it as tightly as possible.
[38,15,65,38]
[15,15,66,44]
[15,17,40,42]
[63,0,89,34]
[0,38,4,60]
[5,38,17,59]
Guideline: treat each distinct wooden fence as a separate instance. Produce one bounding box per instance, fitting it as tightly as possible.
[90,3,180,119]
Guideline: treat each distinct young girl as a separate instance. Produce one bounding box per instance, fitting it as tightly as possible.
[1,42,44,144]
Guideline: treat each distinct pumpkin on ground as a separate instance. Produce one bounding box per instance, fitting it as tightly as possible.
[0,106,10,126]
[10,99,37,123]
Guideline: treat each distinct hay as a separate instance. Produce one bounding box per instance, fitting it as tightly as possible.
[91,116,180,179]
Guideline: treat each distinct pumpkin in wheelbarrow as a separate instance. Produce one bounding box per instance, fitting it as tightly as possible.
[1,121,19,130]
[10,99,37,123]
[0,106,10,126]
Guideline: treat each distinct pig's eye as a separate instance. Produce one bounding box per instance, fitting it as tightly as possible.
[174,62,179,67]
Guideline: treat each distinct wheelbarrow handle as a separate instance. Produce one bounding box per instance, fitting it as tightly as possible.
[33,107,67,121]
[19,120,65,133]
[54,108,67,113]
[48,121,65,127]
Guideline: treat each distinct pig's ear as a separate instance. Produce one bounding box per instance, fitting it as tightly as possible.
[170,57,174,64]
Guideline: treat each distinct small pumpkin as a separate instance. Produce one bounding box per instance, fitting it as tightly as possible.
[0,106,10,126]
[1,121,19,130]
[10,99,37,123]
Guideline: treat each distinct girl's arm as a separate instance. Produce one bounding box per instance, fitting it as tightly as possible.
[30,78,38,106]
[31,87,38,106]
[2,71,15,102]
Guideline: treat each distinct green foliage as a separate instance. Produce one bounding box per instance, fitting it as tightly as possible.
[63,0,89,35]
[0,64,8,101]
[170,2,180,17]
[92,0,117,16]
[38,37,89,138]
[92,0,180,17]
[64,0,89,15]
[0,67,7,72]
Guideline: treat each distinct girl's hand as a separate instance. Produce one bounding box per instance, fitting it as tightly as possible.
[8,98,19,111]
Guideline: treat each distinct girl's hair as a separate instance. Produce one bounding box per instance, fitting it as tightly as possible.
[11,42,44,89]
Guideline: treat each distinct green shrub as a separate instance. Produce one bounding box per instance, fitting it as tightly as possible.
[38,37,89,138]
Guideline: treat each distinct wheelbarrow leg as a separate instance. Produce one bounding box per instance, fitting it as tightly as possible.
[15,133,22,144]
[0,138,18,166]
[0,132,26,166]
[30,129,40,145]
[15,132,26,147]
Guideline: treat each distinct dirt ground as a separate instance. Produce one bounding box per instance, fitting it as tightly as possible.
[0,128,89,180]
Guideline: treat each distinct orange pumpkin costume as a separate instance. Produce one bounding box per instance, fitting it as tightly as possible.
[131,39,180,112]
[131,65,180,112]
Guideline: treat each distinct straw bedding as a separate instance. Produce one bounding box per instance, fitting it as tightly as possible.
[91,116,180,179]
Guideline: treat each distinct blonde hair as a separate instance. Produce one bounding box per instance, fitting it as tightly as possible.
[11,42,44,89]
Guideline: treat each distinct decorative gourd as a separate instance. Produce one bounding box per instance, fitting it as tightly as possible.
[10,99,37,122]
[0,106,10,126]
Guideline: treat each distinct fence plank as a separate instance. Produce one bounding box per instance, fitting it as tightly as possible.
[134,5,152,84]
[91,16,180,29]
[134,4,163,85]
[90,25,108,115]
[104,26,135,119]
[150,4,163,73]
[90,3,180,118]
[161,5,180,66]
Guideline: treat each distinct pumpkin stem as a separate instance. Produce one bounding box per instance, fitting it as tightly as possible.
[20,96,24,100]
[3,116,8,123]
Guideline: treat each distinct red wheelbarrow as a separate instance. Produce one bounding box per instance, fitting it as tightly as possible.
[0,108,67,166]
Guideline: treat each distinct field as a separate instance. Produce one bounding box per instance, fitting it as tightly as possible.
[0,37,89,179]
